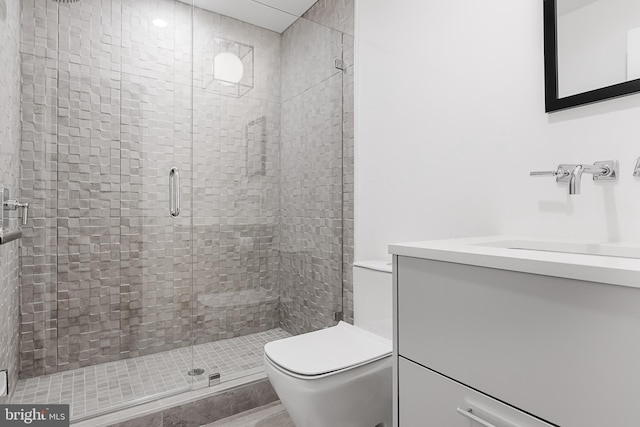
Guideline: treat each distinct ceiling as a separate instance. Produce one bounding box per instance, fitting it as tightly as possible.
[557,0,599,16]
[179,0,318,33]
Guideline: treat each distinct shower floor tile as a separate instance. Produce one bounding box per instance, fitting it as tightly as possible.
[10,328,291,420]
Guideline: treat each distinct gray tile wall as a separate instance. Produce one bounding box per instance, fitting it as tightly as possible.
[0,0,22,403]
[19,0,282,377]
[278,0,355,334]
[18,0,354,377]
[19,0,60,377]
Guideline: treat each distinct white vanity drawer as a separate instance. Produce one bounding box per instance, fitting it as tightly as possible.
[399,357,553,427]
[396,256,640,427]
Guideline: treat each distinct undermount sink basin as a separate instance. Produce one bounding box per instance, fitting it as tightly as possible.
[389,235,640,289]
[472,238,640,259]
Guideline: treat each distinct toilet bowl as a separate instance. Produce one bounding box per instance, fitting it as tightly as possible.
[264,261,393,427]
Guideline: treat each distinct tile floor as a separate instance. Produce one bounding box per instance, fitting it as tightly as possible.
[10,328,291,420]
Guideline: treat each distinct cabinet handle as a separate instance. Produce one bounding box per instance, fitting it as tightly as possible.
[456,407,499,427]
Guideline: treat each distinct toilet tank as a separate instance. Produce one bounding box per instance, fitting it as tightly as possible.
[353,260,393,340]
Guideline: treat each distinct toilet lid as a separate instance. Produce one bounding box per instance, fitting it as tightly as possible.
[264,322,392,377]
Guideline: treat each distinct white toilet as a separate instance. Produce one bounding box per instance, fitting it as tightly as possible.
[264,260,393,427]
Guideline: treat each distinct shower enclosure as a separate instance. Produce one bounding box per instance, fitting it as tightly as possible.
[11,0,353,421]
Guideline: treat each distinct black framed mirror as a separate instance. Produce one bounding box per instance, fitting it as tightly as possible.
[544,0,640,112]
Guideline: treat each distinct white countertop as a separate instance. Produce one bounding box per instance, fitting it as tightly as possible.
[389,235,640,288]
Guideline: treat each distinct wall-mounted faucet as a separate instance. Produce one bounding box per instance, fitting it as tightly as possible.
[530,160,618,195]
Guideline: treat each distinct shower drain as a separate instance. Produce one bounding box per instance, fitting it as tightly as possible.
[187,368,205,376]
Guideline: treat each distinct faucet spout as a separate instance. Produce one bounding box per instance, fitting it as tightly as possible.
[568,164,584,195]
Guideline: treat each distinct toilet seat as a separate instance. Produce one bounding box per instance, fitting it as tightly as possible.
[264,322,392,379]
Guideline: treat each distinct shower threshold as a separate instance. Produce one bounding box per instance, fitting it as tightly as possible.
[10,328,290,422]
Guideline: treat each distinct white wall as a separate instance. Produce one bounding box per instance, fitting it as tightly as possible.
[355,0,640,261]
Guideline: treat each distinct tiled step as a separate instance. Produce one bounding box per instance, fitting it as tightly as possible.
[203,401,294,427]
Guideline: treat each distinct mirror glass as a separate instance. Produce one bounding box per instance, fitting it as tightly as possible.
[557,0,640,97]
[545,0,640,111]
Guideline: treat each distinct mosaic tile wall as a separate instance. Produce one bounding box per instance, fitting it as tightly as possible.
[19,0,60,378]
[18,0,354,378]
[0,0,22,403]
[19,0,282,377]
[278,0,355,334]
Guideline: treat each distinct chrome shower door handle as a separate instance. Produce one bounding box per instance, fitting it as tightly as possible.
[169,167,180,217]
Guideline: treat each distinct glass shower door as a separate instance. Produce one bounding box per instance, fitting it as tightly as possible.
[116,0,196,397]
[190,6,282,387]
[189,3,348,387]
[52,0,196,416]
[278,15,347,335]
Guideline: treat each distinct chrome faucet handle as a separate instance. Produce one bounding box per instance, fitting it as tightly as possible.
[529,168,569,178]
[591,160,618,181]
[531,164,579,194]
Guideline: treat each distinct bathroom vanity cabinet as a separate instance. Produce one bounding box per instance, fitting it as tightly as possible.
[390,237,640,427]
